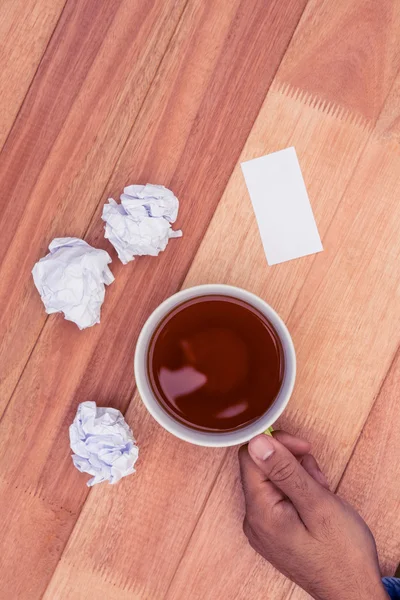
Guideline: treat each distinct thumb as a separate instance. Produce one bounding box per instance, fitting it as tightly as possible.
[248,434,326,522]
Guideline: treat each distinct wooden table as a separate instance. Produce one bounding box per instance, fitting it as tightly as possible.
[1,0,399,598]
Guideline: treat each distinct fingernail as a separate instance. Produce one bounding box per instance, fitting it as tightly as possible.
[249,435,275,461]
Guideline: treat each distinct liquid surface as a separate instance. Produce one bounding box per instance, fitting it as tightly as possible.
[147,295,284,432]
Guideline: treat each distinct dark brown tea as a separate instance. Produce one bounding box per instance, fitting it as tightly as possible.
[147,295,284,432]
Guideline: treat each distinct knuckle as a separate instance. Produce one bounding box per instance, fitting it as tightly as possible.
[246,533,260,554]
[245,500,269,532]
[312,495,337,531]
[268,502,286,527]
[242,518,252,539]
[318,493,338,513]
[243,517,266,556]
[269,459,296,483]
[245,505,260,531]
[246,497,283,532]
[242,517,259,552]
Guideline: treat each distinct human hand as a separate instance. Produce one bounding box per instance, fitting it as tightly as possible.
[239,432,389,600]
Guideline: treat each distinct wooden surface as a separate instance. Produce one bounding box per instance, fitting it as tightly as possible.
[0,0,399,598]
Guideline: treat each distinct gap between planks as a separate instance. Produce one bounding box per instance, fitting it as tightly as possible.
[0,0,69,156]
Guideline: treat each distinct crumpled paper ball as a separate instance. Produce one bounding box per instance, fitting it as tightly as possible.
[32,237,114,330]
[102,183,182,264]
[69,401,139,486]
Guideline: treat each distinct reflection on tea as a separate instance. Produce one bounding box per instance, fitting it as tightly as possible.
[147,295,284,432]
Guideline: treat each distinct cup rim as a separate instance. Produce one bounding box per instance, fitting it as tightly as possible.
[134,284,296,447]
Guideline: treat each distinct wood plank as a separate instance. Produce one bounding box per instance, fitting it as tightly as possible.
[0,0,187,414]
[337,352,400,576]
[0,0,67,149]
[45,1,400,598]
[0,1,308,598]
[279,0,400,123]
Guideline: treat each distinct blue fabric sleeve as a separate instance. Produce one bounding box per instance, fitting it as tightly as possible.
[383,577,400,599]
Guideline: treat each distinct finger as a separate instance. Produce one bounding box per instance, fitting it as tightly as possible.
[272,430,311,456]
[248,434,327,524]
[301,454,330,489]
[239,431,313,504]
[239,444,284,507]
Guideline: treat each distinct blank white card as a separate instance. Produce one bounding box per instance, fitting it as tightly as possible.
[241,147,323,265]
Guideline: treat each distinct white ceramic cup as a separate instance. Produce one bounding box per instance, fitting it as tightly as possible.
[134,284,296,447]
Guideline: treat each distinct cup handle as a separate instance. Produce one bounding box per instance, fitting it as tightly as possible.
[264,426,274,436]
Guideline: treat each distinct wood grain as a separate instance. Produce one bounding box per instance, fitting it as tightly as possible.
[2,0,400,597]
[0,0,189,596]
[164,1,400,597]
[0,0,187,414]
[279,0,400,123]
[333,79,400,578]
[0,0,67,149]
[44,401,227,600]
[0,0,307,598]
[46,0,400,598]
[337,349,400,576]
[166,448,295,600]
[169,105,400,598]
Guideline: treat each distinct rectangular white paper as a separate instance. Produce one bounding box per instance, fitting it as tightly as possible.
[241,147,323,265]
